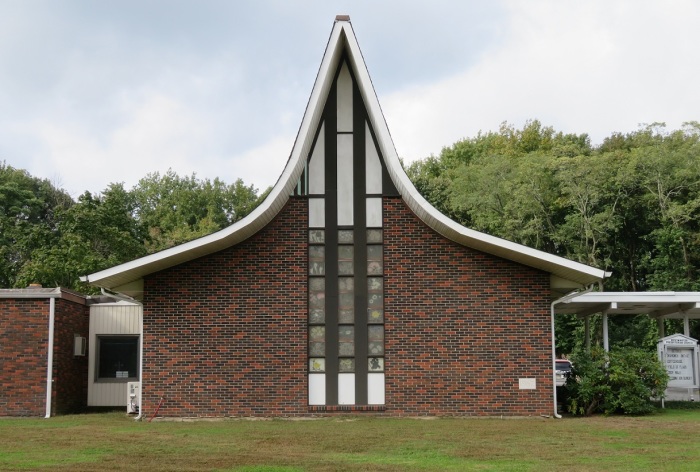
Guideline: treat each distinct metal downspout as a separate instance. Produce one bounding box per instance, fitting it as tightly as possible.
[550,286,594,419]
[45,297,55,418]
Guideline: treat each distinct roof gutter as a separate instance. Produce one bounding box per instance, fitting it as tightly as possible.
[550,285,594,419]
[45,297,55,418]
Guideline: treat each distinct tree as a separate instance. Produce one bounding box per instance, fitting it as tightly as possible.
[0,162,73,287]
[16,184,147,291]
[131,170,263,253]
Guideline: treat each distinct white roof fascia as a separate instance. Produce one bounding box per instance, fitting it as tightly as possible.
[556,292,700,317]
[83,21,348,290]
[0,288,63,299]
[85,18,608,291]
[340,22,609,287]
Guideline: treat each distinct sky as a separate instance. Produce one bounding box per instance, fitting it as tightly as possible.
[1,0,698,198]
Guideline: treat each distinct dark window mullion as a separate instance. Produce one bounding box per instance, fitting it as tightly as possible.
[324,79,339,406]
[353,77,368,405]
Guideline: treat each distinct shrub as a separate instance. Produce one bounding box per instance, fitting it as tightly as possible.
[565,347,668,416]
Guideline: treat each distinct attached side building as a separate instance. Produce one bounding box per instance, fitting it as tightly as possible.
[83,17,608,417]
[0,288,89,417]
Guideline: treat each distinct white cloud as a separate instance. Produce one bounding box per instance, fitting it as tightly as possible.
[383,0,700,161]
[34,93,214,195]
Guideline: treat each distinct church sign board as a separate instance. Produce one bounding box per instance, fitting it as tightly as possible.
[657,334,699,388]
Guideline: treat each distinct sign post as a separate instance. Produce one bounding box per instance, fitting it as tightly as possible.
[657,334,700,405]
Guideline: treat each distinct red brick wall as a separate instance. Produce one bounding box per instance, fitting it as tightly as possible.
[383,197,553,416]
[141,198,308,417]
[52,298,89,414]
[0,299,49,416]
[140,197,553,417]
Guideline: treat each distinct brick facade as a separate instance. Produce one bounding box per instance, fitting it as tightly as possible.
[142,198,308,417]
[383,197,552,416]
[52,297,90,414]
[0,298,49,416]
[139,196,553,418]
[0,294,89,416]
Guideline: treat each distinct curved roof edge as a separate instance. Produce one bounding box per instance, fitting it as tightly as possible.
[83,18,609,293]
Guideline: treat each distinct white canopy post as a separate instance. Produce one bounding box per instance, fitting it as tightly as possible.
[684,313,690,336]
[602,310,610,352]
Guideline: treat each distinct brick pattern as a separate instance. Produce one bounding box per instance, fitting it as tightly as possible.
[52,298,89,414]
[138,196,554,418]
[141,198,309,417]
[383,197,553,416]
[0,299,49,416]
[0,297,90,416]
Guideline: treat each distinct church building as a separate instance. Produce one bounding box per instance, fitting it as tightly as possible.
[2,17,609,418]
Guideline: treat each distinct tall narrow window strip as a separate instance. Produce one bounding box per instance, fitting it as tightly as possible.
[308,123,326,194]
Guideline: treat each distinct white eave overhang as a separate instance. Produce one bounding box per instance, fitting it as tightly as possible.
[555,292,700,319]
[82,17,609,297]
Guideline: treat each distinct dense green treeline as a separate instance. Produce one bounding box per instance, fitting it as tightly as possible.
[406,120,700,350]
[407,120,700,292]
[2,120,699,350]
[0,165,265,292]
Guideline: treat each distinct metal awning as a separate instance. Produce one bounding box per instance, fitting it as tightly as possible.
[554,292,700,319]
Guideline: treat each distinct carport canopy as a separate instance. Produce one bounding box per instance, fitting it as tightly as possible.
[554,292,700,351]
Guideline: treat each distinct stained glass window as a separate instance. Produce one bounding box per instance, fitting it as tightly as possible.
[310,342,325,356]
[339,309,354,324]
[338,245,354,275]
[338,277,354,291]
[309,358,325,372]
[367,245,382,275]
[366,229,383,244]
[310,326,325,341]
[309,229,325,243]
[368,325,384,355]
[368,357,384,372]
[338,326,354,356]
[339,358,355,372]
[338,229,354,244]
[309,246,325,275]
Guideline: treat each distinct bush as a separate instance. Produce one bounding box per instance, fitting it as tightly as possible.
[565,347,668,416]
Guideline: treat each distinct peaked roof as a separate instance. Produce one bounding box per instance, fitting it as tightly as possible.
[83,17,609,298]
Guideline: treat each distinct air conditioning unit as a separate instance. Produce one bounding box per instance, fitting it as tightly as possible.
[73,335,87,356]
[127,382,140,414]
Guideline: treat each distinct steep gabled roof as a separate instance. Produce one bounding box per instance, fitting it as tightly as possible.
[83,17,609,298]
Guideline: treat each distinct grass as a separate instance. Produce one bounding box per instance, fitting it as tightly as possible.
[1,409,699,471]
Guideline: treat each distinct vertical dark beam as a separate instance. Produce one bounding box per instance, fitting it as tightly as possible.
[353,75,368,405]
[324,79,339,406]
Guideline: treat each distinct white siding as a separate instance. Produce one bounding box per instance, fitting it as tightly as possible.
[88,303,142,407]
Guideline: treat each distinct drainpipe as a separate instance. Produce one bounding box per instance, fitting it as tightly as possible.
[550,286,594,419]
[136,304,144,422]
[45,297,55,418]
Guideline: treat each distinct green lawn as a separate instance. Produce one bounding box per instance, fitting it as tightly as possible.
[1,409,699,471]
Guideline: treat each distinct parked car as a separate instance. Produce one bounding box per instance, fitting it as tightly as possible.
[555,359,572,387]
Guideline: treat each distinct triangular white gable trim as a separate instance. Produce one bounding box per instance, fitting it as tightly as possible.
[83,18,609,294]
